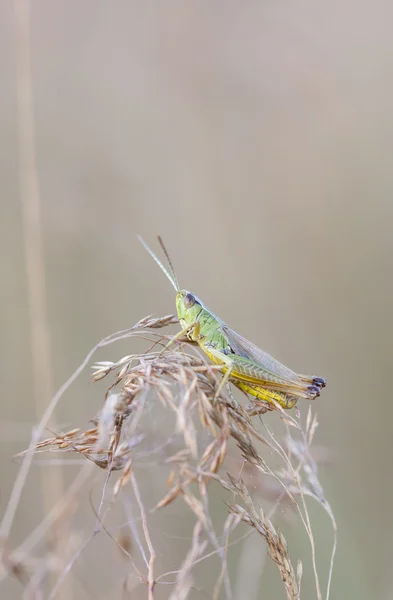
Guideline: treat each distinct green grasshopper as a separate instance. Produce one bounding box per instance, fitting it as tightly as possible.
[139,236,326,409]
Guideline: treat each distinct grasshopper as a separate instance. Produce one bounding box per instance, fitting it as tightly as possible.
[139,236,326,410]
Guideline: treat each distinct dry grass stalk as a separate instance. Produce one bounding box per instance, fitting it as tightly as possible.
[3,314,336,599]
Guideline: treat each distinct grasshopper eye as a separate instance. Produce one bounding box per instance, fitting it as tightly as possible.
[184,293,196,309]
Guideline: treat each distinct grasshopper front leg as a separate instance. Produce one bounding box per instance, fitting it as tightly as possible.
[159,320,200,356]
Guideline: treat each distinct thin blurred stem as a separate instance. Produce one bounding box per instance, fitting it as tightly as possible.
[12,0,69,596]
[131,472,156,599]
[13,2,53,421]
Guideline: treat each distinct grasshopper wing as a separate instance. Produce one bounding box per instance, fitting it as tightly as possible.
[219,324,301,384]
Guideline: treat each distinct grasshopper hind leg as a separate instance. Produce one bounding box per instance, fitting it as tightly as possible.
[205,346,299,410]
[235,381,298,410]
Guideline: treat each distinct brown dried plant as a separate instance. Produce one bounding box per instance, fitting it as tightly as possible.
[1,315,337,600]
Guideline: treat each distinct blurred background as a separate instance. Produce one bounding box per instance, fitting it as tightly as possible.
[1,1,393,598]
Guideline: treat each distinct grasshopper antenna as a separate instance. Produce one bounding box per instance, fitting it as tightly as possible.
[157,236,180,291]
[138,235,179,292]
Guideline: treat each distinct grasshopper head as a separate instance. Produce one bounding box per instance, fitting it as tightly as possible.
[176,290,202,327]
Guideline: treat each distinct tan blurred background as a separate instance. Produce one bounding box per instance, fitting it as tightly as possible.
[1,1,393,598]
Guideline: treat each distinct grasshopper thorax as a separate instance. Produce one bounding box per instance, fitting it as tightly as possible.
[176,290,203,327]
